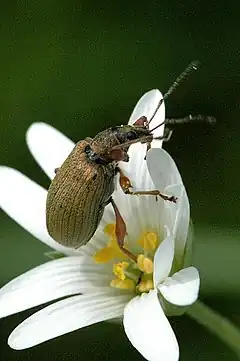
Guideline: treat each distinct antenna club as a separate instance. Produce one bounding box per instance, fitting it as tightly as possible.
[206,116,217,124]
[191,60,201,71]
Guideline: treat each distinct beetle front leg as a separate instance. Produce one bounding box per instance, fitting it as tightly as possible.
[162,128,173,142]
[117,168,177,203]
[110,198,137,262]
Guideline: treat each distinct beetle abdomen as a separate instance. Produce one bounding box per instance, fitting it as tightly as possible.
[46,141,115,248]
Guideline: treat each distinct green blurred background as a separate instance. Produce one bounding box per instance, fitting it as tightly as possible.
[0,0,239,360]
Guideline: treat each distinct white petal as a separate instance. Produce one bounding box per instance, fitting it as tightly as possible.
[118,143,154,192]
[0,257,113,318]
[128,89,165,138]
[153,236,174,287]
[113,146,168,250]
[0,167,79,255]
[146,148,183,191]
[158,267,200,306]
[108,91,166,238]
[79,203,116,256]
[26,122,75,180]
[114,153,165,249]
[163,184,190,262]
[124,289,179,361]
[182,220,194,268]
[9,292,131,350]
[120,90,165,186]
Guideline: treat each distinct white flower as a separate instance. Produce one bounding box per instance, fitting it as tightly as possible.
[0,90,200,361]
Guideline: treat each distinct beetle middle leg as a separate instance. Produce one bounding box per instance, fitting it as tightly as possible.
[117,168,177,203]
[110,197,137,262]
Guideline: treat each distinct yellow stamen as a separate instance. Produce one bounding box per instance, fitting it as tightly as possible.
[137,254,153,274]
[93,247,115,263]
[137,279,154,293]
[113,261,129,280]
[104,224,116,238]
[138,231,158,251]
[110,278,135,290]
[93,224,128,263]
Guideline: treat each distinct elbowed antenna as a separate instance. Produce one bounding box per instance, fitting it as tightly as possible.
[150,114,216,134]
[148,60,201,125]
[162,60,200,103]
[164,114,216,125]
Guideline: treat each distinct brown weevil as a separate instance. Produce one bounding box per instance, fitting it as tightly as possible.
[46,61,215,261]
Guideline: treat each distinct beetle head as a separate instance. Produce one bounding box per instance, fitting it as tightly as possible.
[111,118,151,146]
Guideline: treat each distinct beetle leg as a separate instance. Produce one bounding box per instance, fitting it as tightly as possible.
[143,142,152,159]
[110,198,137,262]
[126,189,177,203]
[162,128,173,142]
[108,148,129,162]
[118,168,177,203]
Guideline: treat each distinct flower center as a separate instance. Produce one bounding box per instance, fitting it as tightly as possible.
[93,224,159,294]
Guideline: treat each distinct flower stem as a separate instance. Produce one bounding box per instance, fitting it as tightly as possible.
[187,300,240,357]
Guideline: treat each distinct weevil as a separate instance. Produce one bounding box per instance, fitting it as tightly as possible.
[46,61,215,261]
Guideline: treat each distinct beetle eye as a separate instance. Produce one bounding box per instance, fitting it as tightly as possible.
[85,145,98,161]
[127,130,137,140]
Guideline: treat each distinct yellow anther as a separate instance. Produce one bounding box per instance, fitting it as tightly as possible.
[93,247,115,263]
[137,254,153,274]
[138,231,158,251]
[108,236,128,259]
[93,223,129,263]
[104,224,116,238]
[137,279,154,293]
[113,261,129,280]
[110,278,135,290]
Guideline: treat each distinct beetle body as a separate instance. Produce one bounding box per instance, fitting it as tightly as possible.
[46,124,152,248]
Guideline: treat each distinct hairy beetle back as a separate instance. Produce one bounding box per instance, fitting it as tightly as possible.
[46,140,116,248]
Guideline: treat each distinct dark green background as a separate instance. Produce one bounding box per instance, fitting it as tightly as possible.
[0,1,239,360]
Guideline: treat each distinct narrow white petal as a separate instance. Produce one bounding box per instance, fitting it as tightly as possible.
[153,236,175,287]
[163,184,190,260]
[128,89,165,138]
[124,289,179,361]
[0,167,79,255]
[118,143,154,195]
[120,89,165,186]
[113,146,166,248]
[158,267,200,306]
[0,257,113,318]
[113,181,166,254]
[9,292,131,350]
[26,122,74,180]
[182,220,194,268]
[146,148,183,191]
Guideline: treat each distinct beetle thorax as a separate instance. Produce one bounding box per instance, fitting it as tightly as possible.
[90,128,120,158]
